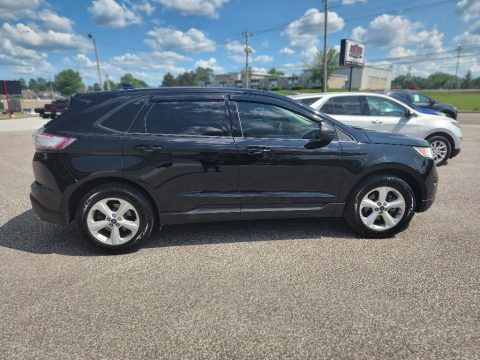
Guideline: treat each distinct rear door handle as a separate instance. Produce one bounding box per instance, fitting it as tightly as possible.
[246,146,271,155]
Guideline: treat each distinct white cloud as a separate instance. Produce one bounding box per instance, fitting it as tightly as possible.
[283,8,345,48]
[454,31,480,46]
[254,55,273,63]
[251,67,268,73]
[226,40,254,62]
[279,47,295,55]
[456,0,480,22]
[0,22,89,51]
[146,27,216,52]
[157,0,228,18]
[131,1,155,15]
[351,14,444,52]
[0,0,42,20]
[194,57,225,73]
[389,47,416,58]
[342,0,367,4]
[39,10,75,32]
[301,46,319,62]
[0,39,51,74]
[88,0,141,28]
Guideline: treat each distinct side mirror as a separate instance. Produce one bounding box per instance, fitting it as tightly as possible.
[405,109,414,118]
[305,123,336,149]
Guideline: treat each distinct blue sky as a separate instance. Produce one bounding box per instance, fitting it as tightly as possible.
[1,0,479,86]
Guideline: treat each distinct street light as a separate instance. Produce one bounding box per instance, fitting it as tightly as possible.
[87,33,103,91]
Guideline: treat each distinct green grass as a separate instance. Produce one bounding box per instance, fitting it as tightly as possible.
[271,89,480,111]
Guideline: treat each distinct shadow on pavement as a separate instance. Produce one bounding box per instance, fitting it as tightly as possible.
[0,209,359,256]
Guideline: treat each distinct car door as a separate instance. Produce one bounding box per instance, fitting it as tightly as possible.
[364,96,418,138]
[319,95,370,128]
[122,94,240,224]
[229,95,343,219]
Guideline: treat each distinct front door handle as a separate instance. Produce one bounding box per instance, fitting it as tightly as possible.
[246,146,271,155]
[372,120,383,124]
[135,145,163,153]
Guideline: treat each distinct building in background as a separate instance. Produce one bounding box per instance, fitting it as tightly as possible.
[334,65,393,90]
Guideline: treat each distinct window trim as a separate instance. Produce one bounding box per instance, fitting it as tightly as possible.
[94,96,149,133]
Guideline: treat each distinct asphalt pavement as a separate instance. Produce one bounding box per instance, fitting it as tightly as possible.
[0,114,479,359]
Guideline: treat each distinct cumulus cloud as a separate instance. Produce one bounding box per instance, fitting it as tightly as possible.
[89,0,141,28]
[283,8,345,48]
[145,27,216,52]
[456,0,480,22]
[389,47,417,58]
[39,10,75,32]
[254,55,273,63]
[157,0,228,18]
[226,40,254,62]
[0,22,89,52]
[0,39,51,74]
[194,57,225,73]
[279,47,295,55]
[342,0,367,4]
[0,0,42,20]
[351,14,444,52]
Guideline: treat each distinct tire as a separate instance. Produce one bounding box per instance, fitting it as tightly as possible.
[76,183,155,253]
[427,135,451,166]
[344,175,415,238]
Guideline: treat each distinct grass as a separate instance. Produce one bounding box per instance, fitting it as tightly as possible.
[271,89,480,111]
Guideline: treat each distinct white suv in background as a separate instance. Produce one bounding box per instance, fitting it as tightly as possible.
[290,92,462,166]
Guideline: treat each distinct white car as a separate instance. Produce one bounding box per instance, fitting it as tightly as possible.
[290,92,462,166]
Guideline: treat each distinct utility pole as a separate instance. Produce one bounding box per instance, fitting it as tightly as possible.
[106,71,111,91]
[87,33,103,91]
[454,46,462,89]
[323,0,328,93]
[242,29,252,88]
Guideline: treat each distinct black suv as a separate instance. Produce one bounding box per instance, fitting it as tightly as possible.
[30,88,438,252]
[385,90,457,119]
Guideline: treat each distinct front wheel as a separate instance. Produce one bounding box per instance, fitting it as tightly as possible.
[344,176,415,238]
[77,184,155,252]
[427,135,451,166]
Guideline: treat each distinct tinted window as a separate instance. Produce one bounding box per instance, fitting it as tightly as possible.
[297,97,322,106]
[237,102,319,139]
[144,101,226,136]
[411,93,431,104]
[366,96,406,116]
[101,100,145,132]
[321,96,367,115]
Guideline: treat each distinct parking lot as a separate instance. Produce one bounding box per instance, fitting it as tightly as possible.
[0,114,479,359]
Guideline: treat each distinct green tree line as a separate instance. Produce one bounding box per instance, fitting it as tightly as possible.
[392,70,480,90]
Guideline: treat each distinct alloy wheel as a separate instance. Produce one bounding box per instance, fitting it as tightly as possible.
[359,186,406,232]
[87,198,140,245]
[430,140,448,164]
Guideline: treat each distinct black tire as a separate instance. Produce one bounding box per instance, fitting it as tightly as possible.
[76,183,155,253]
[344,175,415,238]
[427,135,451,166]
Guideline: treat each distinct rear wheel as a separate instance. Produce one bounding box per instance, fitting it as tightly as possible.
[77,184,155,252]
[427,135,451,166]
[345,175,415,238]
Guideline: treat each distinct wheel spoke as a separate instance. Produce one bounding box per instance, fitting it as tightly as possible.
[361,198,377,209]
[92,200,112,218]
[382,212,397,227]
[110,226,121,245]
[119,219,138,232]
[387,199,404,209]
[87,219,110,232]
[364,211,379,226]
[377,187,389,203]
[116,200,131,218]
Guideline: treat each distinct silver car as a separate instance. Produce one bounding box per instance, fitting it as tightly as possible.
[290,92,462,166]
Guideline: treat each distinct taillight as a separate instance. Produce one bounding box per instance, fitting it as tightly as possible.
[32,129,76,150]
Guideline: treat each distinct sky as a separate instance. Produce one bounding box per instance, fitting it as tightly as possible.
[1,0,479,86]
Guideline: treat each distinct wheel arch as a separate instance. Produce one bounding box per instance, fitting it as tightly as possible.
[346,166,425,212]
[425,131,455,154]
[67,177,159,223]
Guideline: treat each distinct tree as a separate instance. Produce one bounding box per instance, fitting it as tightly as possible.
[463,70,473,89]
[175,71,197,86]
[308,48,340,88]
[119,73,149,88]
[195,67,213,83]
[161,73,176,87]
[18,78,27,90]
[426,72,458,89]
[103,79,117,90]
[268,67,285,77]
[54,69,84,96]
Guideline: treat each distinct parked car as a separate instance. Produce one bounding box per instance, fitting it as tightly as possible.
[384,90,457,119]
[31,88,438,252]
[290,92,462,166]
[373,91,443,116]
[34,99,69,119]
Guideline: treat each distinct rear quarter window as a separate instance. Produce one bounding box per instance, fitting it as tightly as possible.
[99,99,146,132]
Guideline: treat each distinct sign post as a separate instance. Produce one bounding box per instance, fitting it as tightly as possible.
[339,39,365,92]
[2,80,12,119]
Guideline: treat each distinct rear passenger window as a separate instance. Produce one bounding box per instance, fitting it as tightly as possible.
[101,100,145,132]
[321,96,367,116]
[144,101,226,136]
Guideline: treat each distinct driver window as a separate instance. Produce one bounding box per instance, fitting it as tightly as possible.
[366,97,406,117]
[236,102,319,139]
